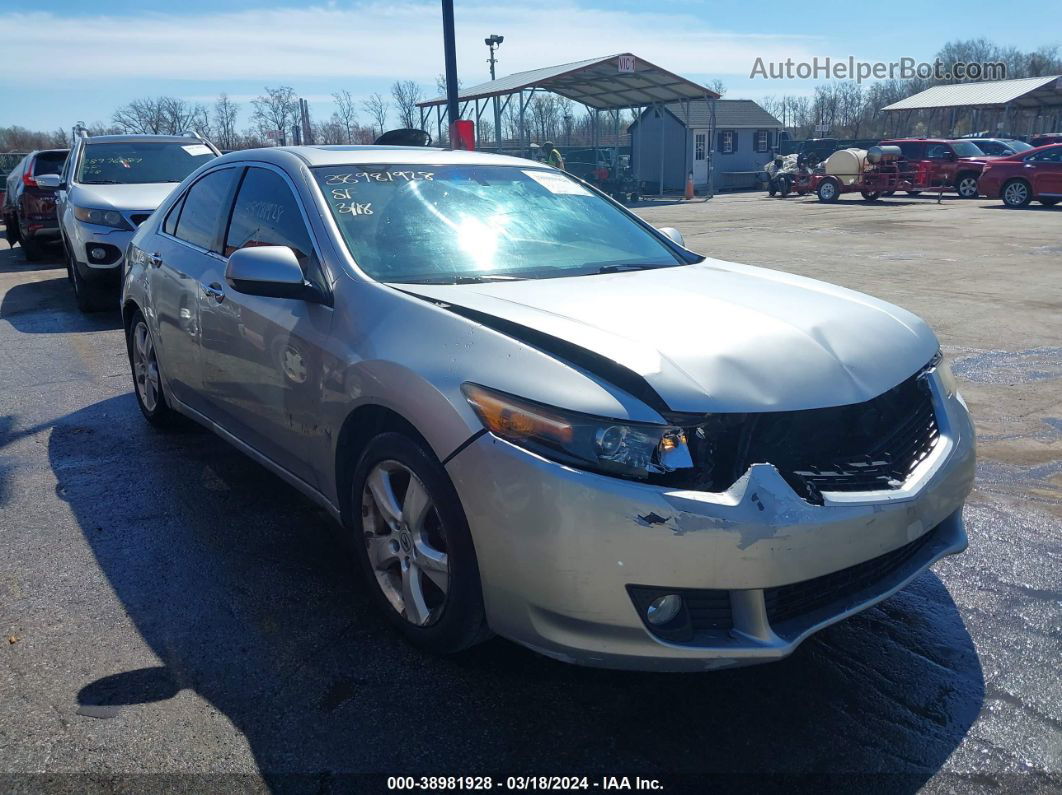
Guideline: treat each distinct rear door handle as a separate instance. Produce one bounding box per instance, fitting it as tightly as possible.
[203,282,225,303]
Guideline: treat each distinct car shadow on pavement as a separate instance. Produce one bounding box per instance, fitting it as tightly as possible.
[0,276,121,333]
[51,394,985,789]
[0,243,65,274]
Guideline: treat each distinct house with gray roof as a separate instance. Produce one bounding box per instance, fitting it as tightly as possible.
[629,99,783,192]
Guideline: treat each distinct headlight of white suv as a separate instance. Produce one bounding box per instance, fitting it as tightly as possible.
[73,206,132,230]
[462,383,693,480]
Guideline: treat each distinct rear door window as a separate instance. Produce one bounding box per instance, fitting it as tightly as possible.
[173,168,238,252]
[225,167,324,288]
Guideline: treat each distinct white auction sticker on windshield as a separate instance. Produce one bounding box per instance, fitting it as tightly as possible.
[182,144,212,156]
[523,169,591,196]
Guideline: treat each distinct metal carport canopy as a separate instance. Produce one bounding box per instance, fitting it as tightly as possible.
[881,75,1062,111]
[417,53,719,110]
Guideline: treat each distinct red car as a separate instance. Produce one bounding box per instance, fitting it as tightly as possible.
[879,138,997,198]
[978,144,1062,208]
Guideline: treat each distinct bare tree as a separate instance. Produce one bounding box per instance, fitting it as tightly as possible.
[252,85,299,145]
[112,98,168,134]
[361,92,388,137]
[707,79,727,97]
[212,93,240,150]
[391,80,423,129]
[332,90,358,143]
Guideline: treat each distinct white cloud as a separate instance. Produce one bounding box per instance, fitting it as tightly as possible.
[1,3,822,88]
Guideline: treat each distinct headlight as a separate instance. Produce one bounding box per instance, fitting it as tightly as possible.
[936,355,960,399]
[462,383,693,480]
[73,206,131,230]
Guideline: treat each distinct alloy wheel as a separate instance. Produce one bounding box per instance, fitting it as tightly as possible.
[362,460,450,626]
[957,176,978,198]
[1004,181,1029,207]
[132,321,161,413]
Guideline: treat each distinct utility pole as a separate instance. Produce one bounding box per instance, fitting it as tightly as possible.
[441,0,460,148]
[485,34,504,151]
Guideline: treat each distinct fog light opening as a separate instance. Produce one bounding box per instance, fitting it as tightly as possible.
[90,247,108,261]
[646,594,682,626]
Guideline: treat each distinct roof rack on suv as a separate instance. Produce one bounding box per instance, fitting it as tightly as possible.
[180,130,206,141]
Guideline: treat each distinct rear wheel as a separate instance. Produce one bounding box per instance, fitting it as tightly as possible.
[19,233,46,262]
[351,432,489,654]
[906,191,922,196]
[1001,179,1032,208]
[860,190,881,201]
[1039,198,1059,207]
[955,173,980,199]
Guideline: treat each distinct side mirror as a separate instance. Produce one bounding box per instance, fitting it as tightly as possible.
[657,227,685,247]
[945,151,956,161]
[226,246,314,301]
[36,174,62,189]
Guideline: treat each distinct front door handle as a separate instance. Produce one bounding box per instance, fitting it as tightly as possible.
[149,252,163,268]
[203,282,225,303]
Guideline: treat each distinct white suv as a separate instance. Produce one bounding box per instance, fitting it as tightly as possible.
[41,132,219,311]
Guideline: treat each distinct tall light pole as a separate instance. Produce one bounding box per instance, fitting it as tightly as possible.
[441,0,461,147]
[485,34,504,150]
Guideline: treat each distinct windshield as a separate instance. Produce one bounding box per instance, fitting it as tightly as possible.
[76,141,216,185]
[951,141,986,157]
[313,164,688,283]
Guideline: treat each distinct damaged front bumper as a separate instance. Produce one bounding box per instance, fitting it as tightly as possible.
[445,374,975,671]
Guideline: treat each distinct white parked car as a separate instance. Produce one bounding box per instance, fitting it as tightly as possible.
[40,132,219,311]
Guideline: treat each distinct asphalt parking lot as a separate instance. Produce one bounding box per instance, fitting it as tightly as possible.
[0,192,1059,792]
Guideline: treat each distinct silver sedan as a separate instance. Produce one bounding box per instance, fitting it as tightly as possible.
[121,146,975,671]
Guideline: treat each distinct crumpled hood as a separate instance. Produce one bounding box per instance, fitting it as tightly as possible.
[397,260,939,413]
[69,182,177,212]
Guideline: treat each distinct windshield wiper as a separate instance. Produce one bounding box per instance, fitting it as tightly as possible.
[594,263,669,274]
[452,274,527,284]
[81,179,122,184]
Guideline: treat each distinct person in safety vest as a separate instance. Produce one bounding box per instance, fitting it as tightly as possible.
[542,141,565,171]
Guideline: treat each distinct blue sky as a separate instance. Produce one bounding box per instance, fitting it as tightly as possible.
[2,0,1058,133]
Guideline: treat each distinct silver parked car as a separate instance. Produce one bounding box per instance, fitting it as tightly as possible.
[41,132,219,312]
[121,146,975,671]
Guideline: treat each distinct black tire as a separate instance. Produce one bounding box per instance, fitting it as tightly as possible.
[1001,179,1032,208]
[351,432,490,654]
[861,190,881,201]
[955,173,980,199]
[1039,198,1059,207]
[777,176,792,198]
[126,309,176,426]
[4,212,19,245]
[817,178,840,203]
[19,232,46,262]
[906,191,922,196]
[69,250,110,312]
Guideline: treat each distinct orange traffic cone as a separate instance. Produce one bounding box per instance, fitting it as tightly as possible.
[684,170,695,200]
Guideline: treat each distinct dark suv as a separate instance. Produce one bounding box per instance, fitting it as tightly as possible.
[879,139,995,198]
[3,149,68,260]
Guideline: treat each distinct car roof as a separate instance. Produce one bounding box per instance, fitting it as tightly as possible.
[213,145,541,170]
[82,134,207,144]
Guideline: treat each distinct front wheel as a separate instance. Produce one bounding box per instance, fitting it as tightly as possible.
[127,310,175,426]
[817,178,840,203]
[352,432,490,654]
[955,173,980,199]
[1001,179,1032,208]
